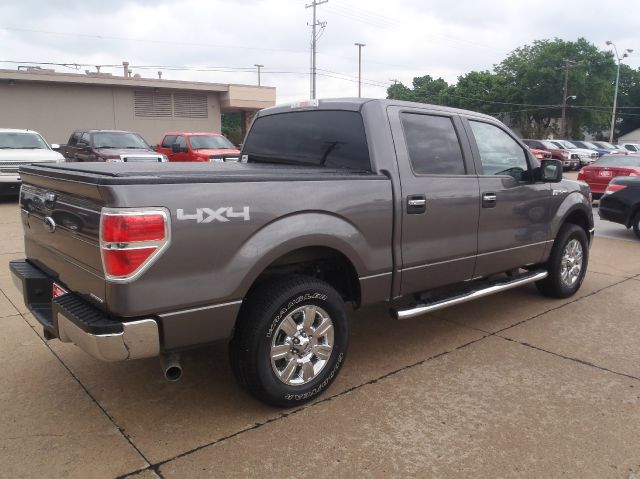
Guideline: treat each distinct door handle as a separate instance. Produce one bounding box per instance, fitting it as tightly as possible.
[407,194,426,214]
[482,192,497,208]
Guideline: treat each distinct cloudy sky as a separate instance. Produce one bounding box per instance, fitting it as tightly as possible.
[1,0,638,103]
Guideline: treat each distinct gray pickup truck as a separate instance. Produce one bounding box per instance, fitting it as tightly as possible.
[10,99,593,406]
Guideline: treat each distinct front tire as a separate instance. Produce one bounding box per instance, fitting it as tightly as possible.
[536,224,589,298]
[229,275,348,407]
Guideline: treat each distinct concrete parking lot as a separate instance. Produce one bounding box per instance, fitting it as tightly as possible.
[1,194,639,479]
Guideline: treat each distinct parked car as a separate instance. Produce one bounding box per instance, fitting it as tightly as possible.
[599,176,640,239]
[57,130,167,163]
[618,142,640,153]
[569,140,609,157]
[521,139,580,170]
[11,98,593,407]
[551,140,598,166]
[590,141,627,155]
[0,128,65,196]
[577,154,640,198]
[155,132,240,163]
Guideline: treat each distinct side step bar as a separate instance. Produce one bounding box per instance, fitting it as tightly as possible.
[391,270,548,320]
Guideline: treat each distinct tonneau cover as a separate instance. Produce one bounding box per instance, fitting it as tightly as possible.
[19,162,383,185]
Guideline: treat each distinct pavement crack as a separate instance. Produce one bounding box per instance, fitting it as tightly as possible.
[498,336,640,382]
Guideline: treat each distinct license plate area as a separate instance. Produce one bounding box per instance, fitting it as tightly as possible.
[599,170,612,177]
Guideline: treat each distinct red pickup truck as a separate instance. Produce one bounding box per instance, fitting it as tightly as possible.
[155,132,240,162]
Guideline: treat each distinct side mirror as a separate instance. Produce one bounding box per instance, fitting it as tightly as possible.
[182,146,189,153]
[540,159,563,183]
[171,143,181,153]
[51,143,60,150]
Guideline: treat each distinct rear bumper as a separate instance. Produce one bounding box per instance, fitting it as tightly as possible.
[9,259,160,361]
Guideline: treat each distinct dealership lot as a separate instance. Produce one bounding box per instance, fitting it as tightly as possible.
[1,195,639,478]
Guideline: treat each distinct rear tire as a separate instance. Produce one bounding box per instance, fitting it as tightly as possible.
[536,224,588,298]
[229,275,348,407]
[633,212,640,240]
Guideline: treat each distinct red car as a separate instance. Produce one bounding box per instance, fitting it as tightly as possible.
[155,132,240,162]
[522,139,580,170]
[529,148,552,160]
[577,154,640,198]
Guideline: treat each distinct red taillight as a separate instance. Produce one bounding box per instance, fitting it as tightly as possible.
[102,247,157,277]
[100,209,169,280]
[604,184,626,195]
[102,214,166,243]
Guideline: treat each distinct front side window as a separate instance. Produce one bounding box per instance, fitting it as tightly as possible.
[174,136,187,149]
[161,135,177,148]
[79,132,91,145]
[469,121,529,180]
[400,113,466,175]
[0,132,48,149]
[243,110,371,170]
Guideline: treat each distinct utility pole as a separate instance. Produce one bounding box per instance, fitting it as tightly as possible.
[254,64,264,86]
[306,0,328,99]
[355,43,365,98]
[560,59,577,138]
[606,41,633,143]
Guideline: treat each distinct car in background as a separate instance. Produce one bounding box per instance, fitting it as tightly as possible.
[618,142,640,153]
[590,141,627,156]
[57,130,167,163]
[599,176,640,239]
[155,132,240,163]
[522,139,580,170]
[569,140,609,157]
[577,154,640,198]
[0,128,65,196]
[528,147,551,160]
[550,140,598,166]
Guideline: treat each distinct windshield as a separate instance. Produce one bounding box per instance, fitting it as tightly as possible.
[189,135,235,150]
[541,140,559,149]
[559,140,578,149]
[93,132,149,149]
[0,132,49,149]
[593,141,616,149]
[594,155,640,167]
[575,141,598,149]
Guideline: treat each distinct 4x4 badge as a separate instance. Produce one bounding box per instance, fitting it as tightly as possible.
[176,207,250,223]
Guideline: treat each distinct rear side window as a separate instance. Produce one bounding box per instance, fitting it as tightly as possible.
[401,113,465,175]
[162,135,177,147]
[243,110,371,170]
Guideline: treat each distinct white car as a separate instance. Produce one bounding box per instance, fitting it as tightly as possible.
[0,129,65,196]
[619,142,640,153]
[551,140,598,166]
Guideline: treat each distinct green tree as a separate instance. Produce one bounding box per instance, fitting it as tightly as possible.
[615,65,640,138]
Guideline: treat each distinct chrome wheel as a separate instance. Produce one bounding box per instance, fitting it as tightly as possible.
[560,238,583,287]
[270,305,334,386]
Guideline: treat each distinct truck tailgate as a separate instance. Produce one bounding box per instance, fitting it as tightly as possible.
[20,181,106,309]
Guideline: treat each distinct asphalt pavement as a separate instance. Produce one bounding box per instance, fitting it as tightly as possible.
[1,194,639,478]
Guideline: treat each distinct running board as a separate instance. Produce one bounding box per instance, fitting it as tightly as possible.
[391,270,548,320]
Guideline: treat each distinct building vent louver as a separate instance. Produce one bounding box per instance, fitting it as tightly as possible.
[134,90,172,117]
[173,93,208,118]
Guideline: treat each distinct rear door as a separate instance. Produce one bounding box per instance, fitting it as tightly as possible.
[388,106,480,295]
[463,118,551,277]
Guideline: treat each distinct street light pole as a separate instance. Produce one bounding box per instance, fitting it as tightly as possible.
[355,42,365,98]
[254,64,264,86]
[606,41,633,143]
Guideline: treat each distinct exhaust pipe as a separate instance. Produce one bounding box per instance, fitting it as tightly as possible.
[160,353,182,382]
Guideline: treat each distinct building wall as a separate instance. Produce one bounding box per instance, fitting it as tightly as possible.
[0,82,222,145]
[618,128,640,143]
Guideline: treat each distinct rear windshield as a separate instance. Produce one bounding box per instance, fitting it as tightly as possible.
[594,155,640,167]
[93,132,149,149]
[243,110,371,170]
[0,132,48,149]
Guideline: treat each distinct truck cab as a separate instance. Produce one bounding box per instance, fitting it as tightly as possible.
[155,132,240,163]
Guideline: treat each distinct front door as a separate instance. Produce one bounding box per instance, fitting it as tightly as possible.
[464,118,552,277]
[388,106,480,295]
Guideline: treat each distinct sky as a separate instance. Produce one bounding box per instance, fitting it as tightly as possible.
[1,0,638,103]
